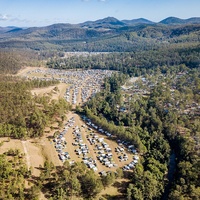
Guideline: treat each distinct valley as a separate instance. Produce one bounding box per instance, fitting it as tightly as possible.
[0,10,199,200]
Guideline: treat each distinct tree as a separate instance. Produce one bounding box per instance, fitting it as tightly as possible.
[101,172,116,188]
[127,184,143,200]
[27,185,40,200]
[81,170,103,198]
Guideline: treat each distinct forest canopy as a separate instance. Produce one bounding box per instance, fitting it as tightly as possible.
[82,66,200,199]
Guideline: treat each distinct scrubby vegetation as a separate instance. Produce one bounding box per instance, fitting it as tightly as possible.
[0,51,43,74]
[0,76,71,139]
[0,149,31,200]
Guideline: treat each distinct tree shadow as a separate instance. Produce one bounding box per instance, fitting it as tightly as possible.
[102,194,126,200]
[46,135,54,139]
[113,180,130,194]
[27,174,41,185]
[34,166,45,171]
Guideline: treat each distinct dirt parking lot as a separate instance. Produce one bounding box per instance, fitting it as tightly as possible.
[52,112,135,173]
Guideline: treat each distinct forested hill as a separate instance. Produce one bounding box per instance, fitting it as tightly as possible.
[0,50,42,74]
[159,17,200,25]
[0,16,200,51]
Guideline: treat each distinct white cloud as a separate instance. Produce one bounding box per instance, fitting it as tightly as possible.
[0,14,9,21]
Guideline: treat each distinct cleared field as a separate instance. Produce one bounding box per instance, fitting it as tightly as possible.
[31,82,68,101]
[0,138,44,176]
[16,66,46,76]
[0,138,24,154]
[97,178,130,200]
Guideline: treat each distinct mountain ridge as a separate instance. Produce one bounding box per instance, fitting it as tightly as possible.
[0,16,200,31]
[159,16,200,24]
[0,16,199,52]
[122,18,154,25]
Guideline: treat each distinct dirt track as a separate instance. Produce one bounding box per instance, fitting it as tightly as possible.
[22,141,31,169]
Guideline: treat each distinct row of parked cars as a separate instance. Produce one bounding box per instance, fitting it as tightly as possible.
[61,69,113,106]
[82,116,113,138]
[123,155,139,171]
[72,125,98,171]
[53,117,75,162]
[86,133,118,168]
[64,87,71,103]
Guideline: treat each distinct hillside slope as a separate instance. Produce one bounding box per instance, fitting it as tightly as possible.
[0,17,200,52]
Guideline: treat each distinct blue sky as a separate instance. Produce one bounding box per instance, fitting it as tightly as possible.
[0,0,199,27]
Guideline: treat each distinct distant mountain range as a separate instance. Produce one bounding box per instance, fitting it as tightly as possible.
[1,16,200,32]
[0,26,24,34]
[80,17,126,28]
[0,16,199,52]
[159,17,200,25]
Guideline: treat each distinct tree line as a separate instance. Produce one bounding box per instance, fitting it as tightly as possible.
[47,44,200,76]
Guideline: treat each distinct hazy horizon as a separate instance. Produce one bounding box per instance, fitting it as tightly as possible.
[0,0,200,27]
